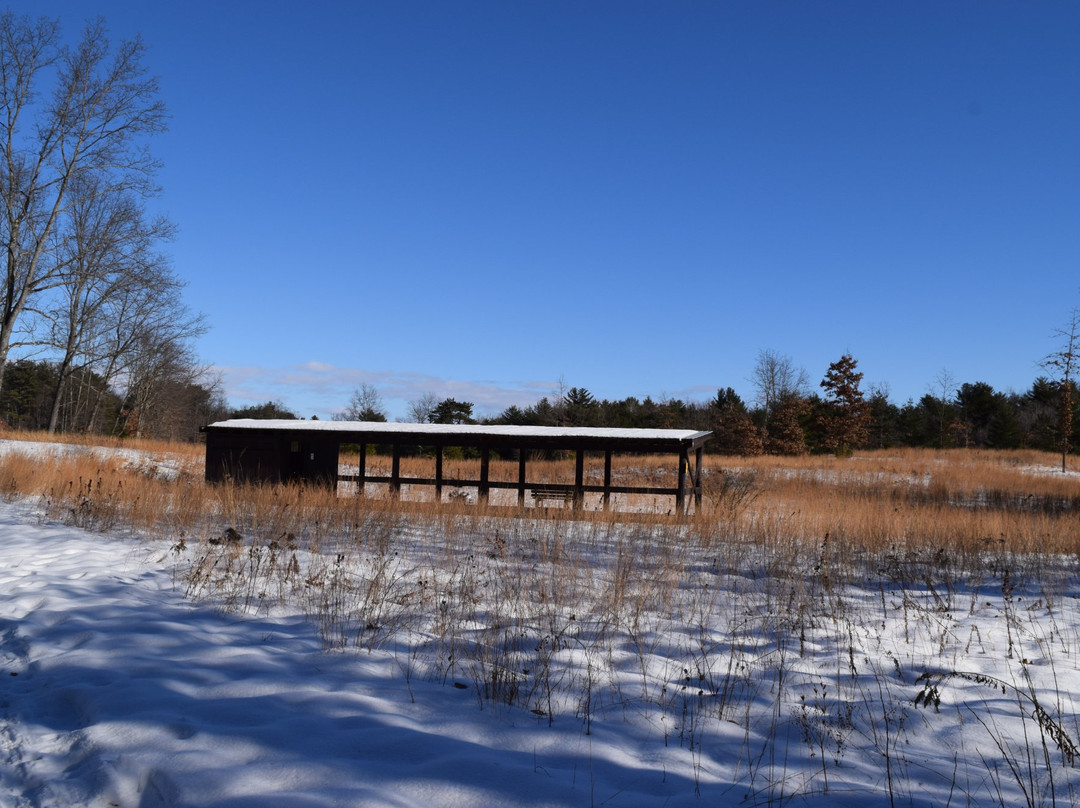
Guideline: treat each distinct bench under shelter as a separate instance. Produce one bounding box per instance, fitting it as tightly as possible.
[202,420,712,513]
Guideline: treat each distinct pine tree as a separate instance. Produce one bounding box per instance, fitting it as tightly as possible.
[765,392,809,455]
[818,354,871,456]
[431,398,475,425]
[709,388,763,455]
[561,387,599,426]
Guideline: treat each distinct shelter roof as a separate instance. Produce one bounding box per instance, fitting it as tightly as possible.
[204,420,712,452]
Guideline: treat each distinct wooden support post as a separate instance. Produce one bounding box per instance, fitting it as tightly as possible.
[574,449,585,510]
[357,443,367,496]
[479,449,490,504]
[391,444,401,499]
[603,450,612,511]
[517,450,527,506]
[435,446,444,503]
[694,447,704,511]
[676,449,688,513]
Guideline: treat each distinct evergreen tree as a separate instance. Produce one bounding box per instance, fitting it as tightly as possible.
[902,393,960,448]
[431,398,475,425]
[1019,378,1059,451]
[638,396,676,429]
[229,401,297,420]
[561,387,599,426]
[0,360,58,430]
[956,381,1020,448]
[866,386,902,449]
[709,388,763,455]
[765,392,809,455]
[987,392,1023,449]
[495,404,530,425]
[956,382,996,447]
[818,354,871,455]
[526,397,559,426]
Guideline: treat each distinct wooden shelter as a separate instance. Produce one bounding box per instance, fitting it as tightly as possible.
[202,420,712,513]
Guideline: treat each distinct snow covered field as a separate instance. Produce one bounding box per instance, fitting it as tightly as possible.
[1,444,1079,806]
[5,503,700,807]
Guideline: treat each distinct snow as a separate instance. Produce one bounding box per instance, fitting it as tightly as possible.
[1,448,1079,806]
[207,419,710,442]
[0,504,668,808]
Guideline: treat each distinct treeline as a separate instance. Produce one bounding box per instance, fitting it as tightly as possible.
[0,358,226,441]
[238,351,1078,459]
[384,352,1079,457]
[485,379,1070,455]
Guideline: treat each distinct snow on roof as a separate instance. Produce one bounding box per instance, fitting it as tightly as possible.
[206,419,710,443]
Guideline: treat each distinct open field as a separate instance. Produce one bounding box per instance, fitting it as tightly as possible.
[1,435,1079,805]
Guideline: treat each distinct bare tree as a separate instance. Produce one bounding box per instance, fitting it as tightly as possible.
[335,383,386,422]
[750,348,809,425]
[929,368,957,449]
[127,369,224,442]
[82,271,206,437]
[0,13,167,395]
[406,392,439,424]
[1042,308,1080,473]
[42,175,174,432]
[116,327,208,438]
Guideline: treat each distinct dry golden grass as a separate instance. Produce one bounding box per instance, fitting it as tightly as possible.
[0,431,1076,560]
[708,448,1080,557]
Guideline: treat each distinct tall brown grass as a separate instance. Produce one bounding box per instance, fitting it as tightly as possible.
[0,435,1075,555]
[708,448,1080,556]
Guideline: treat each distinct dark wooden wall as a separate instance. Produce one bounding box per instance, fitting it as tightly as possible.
[205,430,339,485]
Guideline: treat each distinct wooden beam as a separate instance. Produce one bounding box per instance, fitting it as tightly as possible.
[574,450,585,510]
[603,450,612,511]
[677,449,688,513]
[435,446,444,503]
[336,477,685,497]
[391,444,401,499]
[694,447,704,510]
[479,449,490,504]
[517,450,527,506]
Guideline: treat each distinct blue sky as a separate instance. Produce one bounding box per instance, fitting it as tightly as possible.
[10,1,1080,420]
